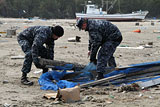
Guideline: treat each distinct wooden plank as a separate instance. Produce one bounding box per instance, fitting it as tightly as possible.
[39,58,85,70]
[80,74,125,88]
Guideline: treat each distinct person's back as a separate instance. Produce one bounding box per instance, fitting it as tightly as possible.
[76,18,122,80]
[87,19,122,43]
[17,25,64,85]
[18,26,53,45]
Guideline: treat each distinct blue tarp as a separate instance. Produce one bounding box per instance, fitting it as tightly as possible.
[38,63,96,91]
[38,61,160,91]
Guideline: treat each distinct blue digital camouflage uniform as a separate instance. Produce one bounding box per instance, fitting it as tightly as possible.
[86,19,122,73]
[17,26,54,73]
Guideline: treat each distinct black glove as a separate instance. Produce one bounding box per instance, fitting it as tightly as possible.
[34,62,45,69]
[33,58,45,69]
[90,59,97,65]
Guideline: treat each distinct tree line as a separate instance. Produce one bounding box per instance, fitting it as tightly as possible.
[0,0,159,19]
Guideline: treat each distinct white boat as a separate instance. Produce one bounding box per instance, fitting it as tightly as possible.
[76,1,149,21]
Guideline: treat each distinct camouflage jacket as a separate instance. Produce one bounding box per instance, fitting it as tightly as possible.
[86,19,122,61]
[18,26,54,61]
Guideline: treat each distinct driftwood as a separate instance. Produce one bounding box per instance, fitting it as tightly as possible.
[39,58,86,70]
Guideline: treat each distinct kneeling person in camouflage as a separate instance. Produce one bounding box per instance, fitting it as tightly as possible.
[17,25,64,85]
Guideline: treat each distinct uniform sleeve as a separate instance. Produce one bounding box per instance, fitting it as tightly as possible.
[46,41,54,60]
[88,39,92,51]
[32,33,47,64]
[89,31,102,62]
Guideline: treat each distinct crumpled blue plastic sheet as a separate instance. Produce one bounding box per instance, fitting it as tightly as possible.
[39,61,160,91]
[80,62,96,72]
[38,63,96,91]
[38,70,79,91]
[71,62,96,82]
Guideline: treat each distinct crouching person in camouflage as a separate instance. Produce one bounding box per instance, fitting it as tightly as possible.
[17,25,64,85]
[76,18,122,80]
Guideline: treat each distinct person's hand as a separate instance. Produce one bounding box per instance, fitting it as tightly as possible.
[88,51,91,58]
[33,58,45,69]
[34,63,45,69]
[90,59,97,65]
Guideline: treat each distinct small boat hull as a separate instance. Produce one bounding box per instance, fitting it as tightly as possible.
[76,11,149,21]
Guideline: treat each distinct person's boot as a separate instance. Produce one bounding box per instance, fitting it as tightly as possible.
[96,72,104,80]
[21,72,34,86]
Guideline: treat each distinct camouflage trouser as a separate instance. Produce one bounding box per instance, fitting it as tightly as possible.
[97,41,121,73]
[18,39,50,74]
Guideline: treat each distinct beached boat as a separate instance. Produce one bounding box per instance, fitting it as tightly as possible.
[75,1,149,21]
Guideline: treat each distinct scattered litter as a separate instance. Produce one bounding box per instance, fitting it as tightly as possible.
[82,96,94,101]
[34,69,43,74]
[7,29,16,36]
[151,22,155,26]
[119,45,129,47]
[0,40,8,43]
[148,96,153,99]
[106,100,113,104]
[133,29,141,33]
[118,46,144,49]
[153,30,160,33]
[59,46,67,48]
[11,55,24,59]
[3,103,10,107]
[118,83,140,92]
[138,93,143,97]
[44,86,80,103]
[143,44,152,48]
[109,95,114,99]
[135,22,139,26]
[147,42,153,45]
[2,80,9,84]
[68,36,81,42]
[0,31,6,34]
[157,36,160,39]
[43,93,57,100]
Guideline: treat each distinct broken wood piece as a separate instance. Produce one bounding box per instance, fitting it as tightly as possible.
[68,36,81,42]
[11,55,24,59]
[80,74,125,88]
[39,58,85,70]
[43,93,57,100]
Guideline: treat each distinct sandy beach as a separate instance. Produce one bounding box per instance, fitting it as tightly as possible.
[0,18,160,107]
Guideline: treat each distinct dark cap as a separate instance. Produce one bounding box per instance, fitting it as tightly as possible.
[52,25,64,37]
[76,18,86,30]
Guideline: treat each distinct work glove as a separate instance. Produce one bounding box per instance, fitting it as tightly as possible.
[33,58,45,69]
[90,59,97,65]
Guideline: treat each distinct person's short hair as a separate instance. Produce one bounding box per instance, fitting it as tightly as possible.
[52,25,64,37]
[76,18,87,30]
